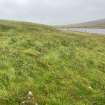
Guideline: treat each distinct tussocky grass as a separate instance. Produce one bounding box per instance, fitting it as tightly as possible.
[0,20,105,105]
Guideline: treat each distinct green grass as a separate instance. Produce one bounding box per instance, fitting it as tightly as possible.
[0,20,105,105]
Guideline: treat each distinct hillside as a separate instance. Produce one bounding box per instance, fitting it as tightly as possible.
[0,20,105,105]
[61,19,105,29]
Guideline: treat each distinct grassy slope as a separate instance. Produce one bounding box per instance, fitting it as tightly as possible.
[0,20,105,105]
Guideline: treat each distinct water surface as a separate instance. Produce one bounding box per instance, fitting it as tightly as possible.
[66,28,105,35]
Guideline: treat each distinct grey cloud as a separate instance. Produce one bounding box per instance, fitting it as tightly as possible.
[0,0,105,25]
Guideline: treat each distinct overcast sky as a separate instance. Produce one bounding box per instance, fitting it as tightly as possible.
[0,0,105,25]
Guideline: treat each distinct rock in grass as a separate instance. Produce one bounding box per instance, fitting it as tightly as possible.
[21,91,38,105]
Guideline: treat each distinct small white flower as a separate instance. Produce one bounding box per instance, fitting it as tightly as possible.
[27,96,31,99]
[36,103,38,105]
[28,91,33,96]
[22,101,25,104]
[88,86,92,89]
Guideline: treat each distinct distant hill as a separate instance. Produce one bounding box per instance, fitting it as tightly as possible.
[61,19,105,28]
